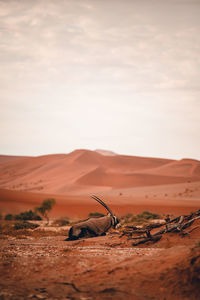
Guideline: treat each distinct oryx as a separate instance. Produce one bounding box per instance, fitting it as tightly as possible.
[65,195,120,241]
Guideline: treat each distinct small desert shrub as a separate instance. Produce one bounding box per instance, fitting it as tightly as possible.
[121,213,134,224]
[0,220,68,238]
[15,210,41,221]
[35,198,56,223]
[5,213,15,220]
[4,199,56,224]
[14,221,39,230]
[88,212,105,218]
[121,211,161,224]
[136,211,160,220]
[5,210,41,221]
[53,217,70,227]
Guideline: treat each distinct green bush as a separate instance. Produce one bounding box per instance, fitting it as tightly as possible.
[121,213,134,224]
[121,211,161,224]
[5,214,15,220]
[5,210,41,221]
[14,221,39,230]
[88,212,105,218]
[15,210,42,221]
[136,211,160,220]
[4,199,56,225]
[35,198,56,223]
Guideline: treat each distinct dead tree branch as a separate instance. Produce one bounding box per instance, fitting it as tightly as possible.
[121,210,200,246]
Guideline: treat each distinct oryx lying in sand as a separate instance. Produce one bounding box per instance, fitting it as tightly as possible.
[65,195,120,241]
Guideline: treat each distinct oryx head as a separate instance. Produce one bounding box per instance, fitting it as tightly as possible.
[91,195,120,229]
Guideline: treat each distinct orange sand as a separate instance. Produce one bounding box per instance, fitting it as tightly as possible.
[0,150,199,218]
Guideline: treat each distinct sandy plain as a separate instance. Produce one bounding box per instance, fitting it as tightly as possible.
[0,149,200,299]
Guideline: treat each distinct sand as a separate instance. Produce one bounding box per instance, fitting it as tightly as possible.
[0,150,200,300]
[0,218,200,300]
[0,149,199,218]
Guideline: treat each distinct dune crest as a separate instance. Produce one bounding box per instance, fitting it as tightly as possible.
[0,149,199,195]
[95,149,117,156]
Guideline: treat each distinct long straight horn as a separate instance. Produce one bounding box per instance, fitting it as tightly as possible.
[91,195,114,217]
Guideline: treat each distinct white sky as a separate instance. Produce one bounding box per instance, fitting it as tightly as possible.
[0,0,200,160]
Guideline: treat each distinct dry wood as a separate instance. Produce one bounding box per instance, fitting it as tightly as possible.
[120,210,200,246]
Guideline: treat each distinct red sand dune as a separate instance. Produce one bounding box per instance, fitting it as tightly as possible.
[0,149,199,195]
[137,158,200,177]
[0,149,199,217]
[0,155,30,164]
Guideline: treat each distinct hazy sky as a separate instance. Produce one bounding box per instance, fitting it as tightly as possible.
[1,0,200,160]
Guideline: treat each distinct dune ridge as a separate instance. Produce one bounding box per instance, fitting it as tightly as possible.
[0,149,200,195]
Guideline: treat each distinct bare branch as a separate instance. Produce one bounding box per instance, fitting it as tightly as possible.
[121,209,200,246]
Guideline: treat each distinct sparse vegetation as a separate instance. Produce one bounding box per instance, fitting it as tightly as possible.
[14,221,39,230]
[136,211,161,220]
[1,199,57,237]
[4,199,56,223]
[121,213,134,224]
[0,220,68,238]
[88,212,105,218]
[5,210,41,221]
[121,211,161,224]
[5,213,15,220]
[15,210,41,221]
[121,209,200,247]
[35,198,56,224]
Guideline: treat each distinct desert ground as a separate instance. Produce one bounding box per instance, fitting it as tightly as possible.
[0,149,200,299]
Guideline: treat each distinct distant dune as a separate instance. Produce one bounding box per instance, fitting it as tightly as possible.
[0,155,31,164]
[95,149,117,156]
[0,149,199,217]
[0,149,199,195]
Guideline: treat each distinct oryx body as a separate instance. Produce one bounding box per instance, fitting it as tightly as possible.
[66,195,119,241]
